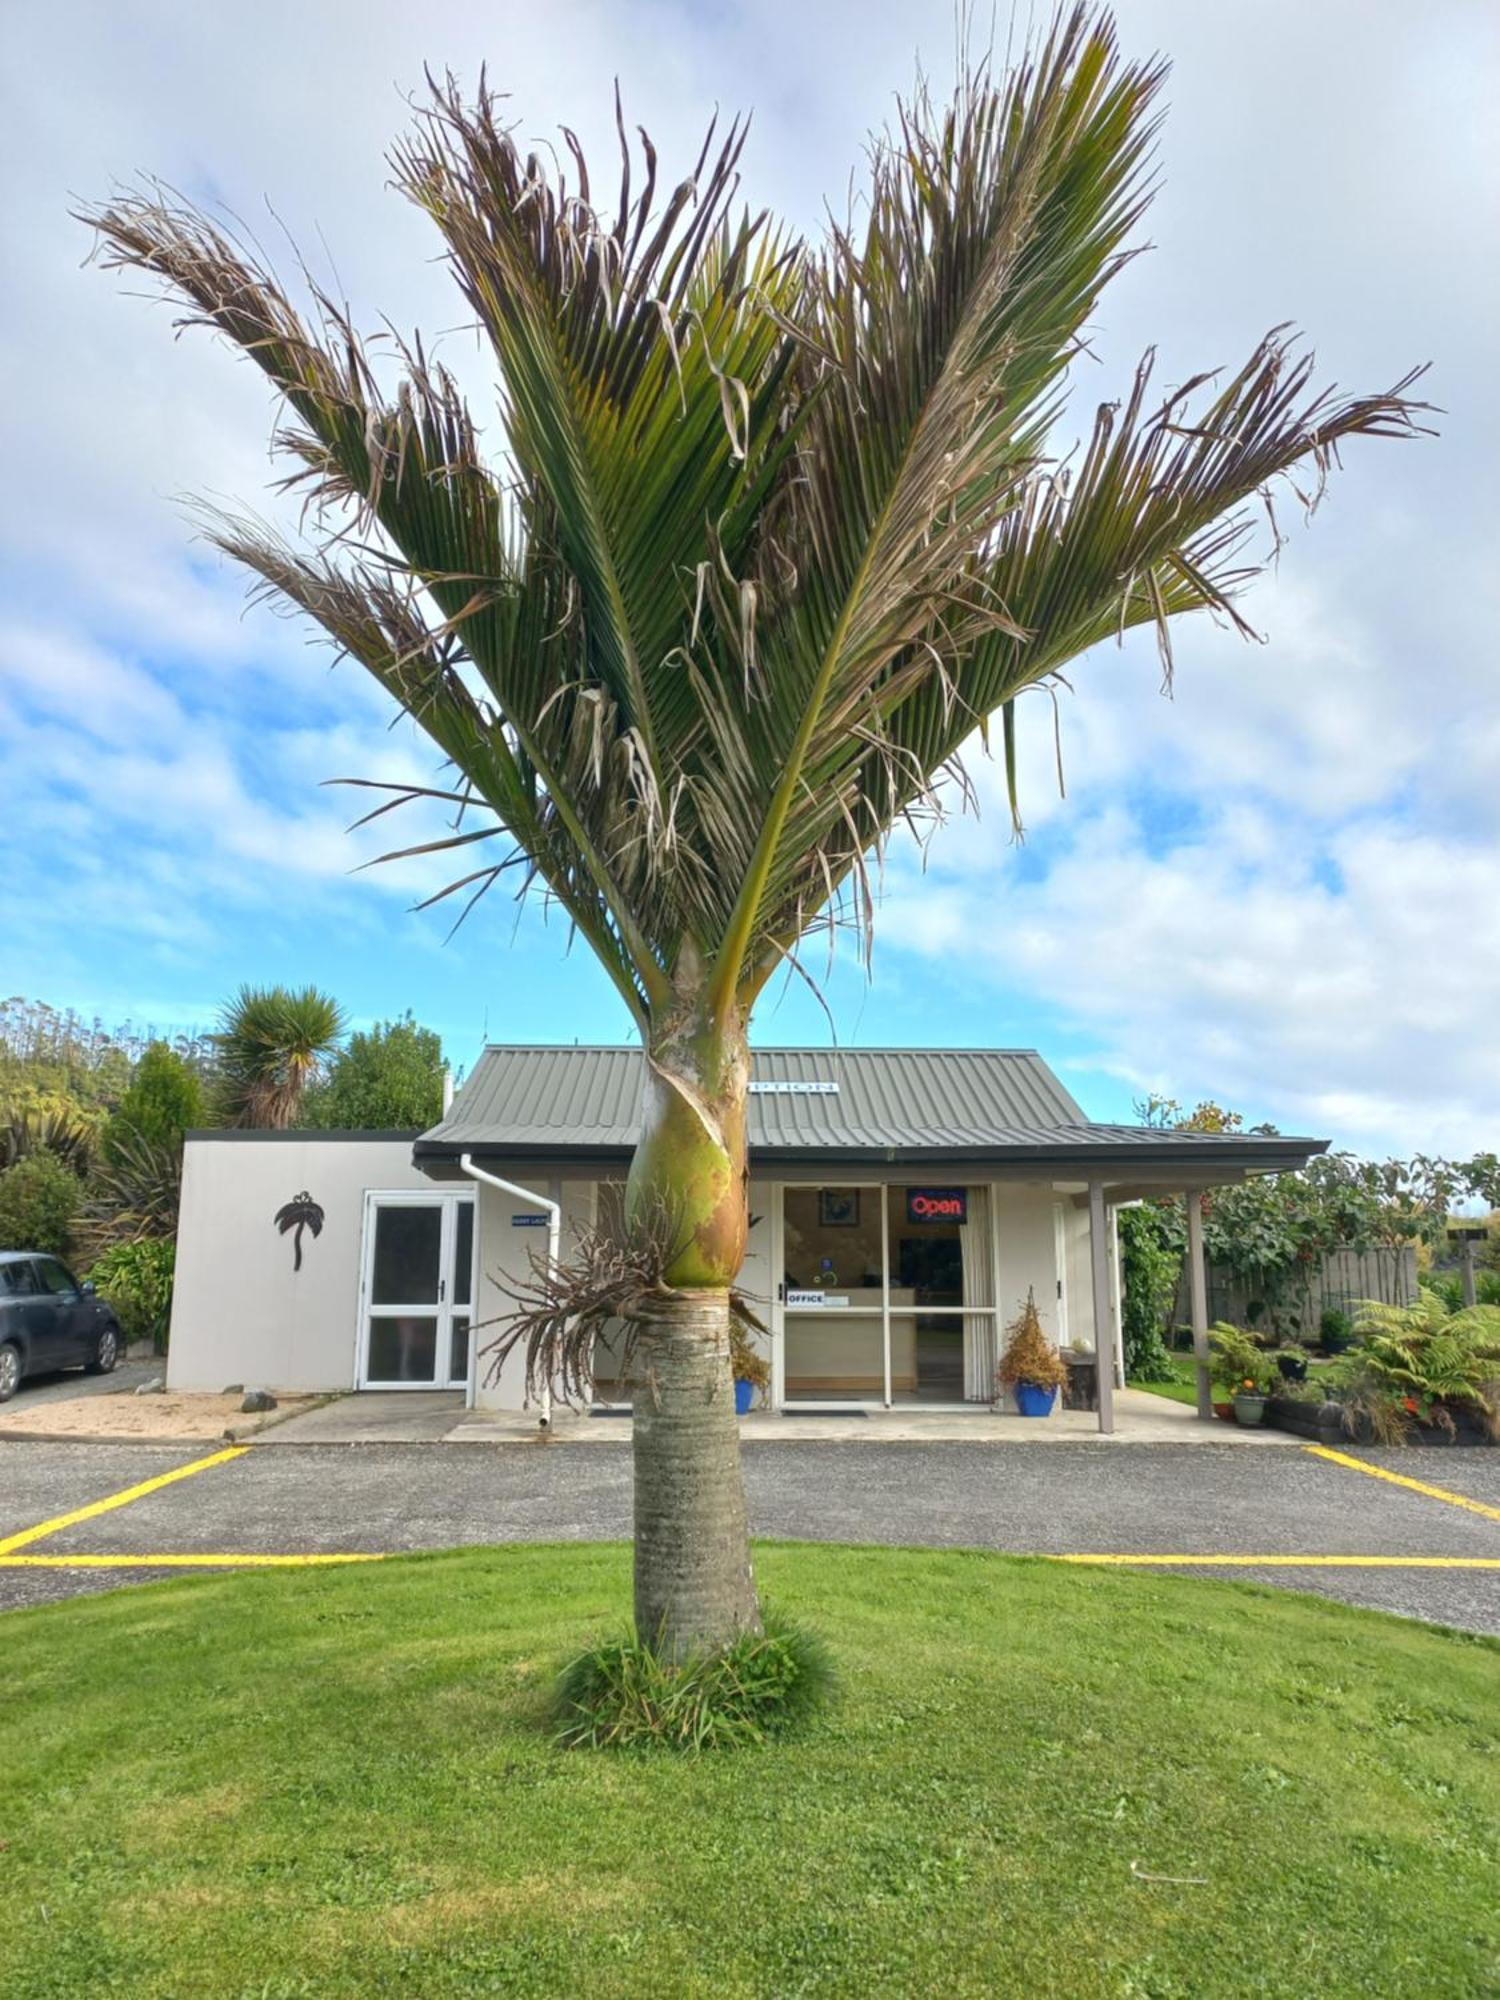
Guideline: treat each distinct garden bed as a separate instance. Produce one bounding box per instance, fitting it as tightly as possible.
[1266,1395,1498,1447]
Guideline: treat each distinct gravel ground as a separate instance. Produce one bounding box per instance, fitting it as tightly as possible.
[2,1437,1496,1632]
[0,1358,159,1409]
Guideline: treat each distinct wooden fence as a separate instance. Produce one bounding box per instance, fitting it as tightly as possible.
[1197,1244,1417,1341]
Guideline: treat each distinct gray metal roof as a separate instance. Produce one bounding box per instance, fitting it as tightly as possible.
[415,1045,1325,1173]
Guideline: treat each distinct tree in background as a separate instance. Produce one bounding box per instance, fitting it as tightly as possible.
[85,9,1423,1658]
[1120,1097,1499,1352]
[213,986,346,1130]
[1116,1205,1177,1381]
[304,1014,445,1130]
[104,1040,205,1158]
[0,1150,82,1257]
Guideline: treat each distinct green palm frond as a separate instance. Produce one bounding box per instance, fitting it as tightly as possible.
[80,6,1430,1040]
[213,985,346,1129]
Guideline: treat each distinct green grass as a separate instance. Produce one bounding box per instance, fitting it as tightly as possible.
[4,1546,1498,1999]
[1131,1350,1201,1403]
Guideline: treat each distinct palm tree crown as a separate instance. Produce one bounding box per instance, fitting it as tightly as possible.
[81,7,1425,1049]
[214,986,346,1130]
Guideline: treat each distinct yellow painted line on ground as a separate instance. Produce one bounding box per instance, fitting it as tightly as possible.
[1305,1445,1500,1523]
[0,1551,384,1569]
[1048,1552,1500,1568]
[0,1445,249,1555]
[5,1551,1491,1572]
[1053,1554,1500,1568]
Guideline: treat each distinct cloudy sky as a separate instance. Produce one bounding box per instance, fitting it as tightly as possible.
[2,1,1496,1153]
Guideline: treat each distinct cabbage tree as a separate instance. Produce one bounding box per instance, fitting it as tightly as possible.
[84,7,1423,1657]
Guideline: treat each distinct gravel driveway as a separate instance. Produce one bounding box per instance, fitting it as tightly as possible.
[2,1436,1497,1632]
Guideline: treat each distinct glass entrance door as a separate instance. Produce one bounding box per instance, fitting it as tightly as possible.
[781,1186,886,1402]
[360,1194,474,1389]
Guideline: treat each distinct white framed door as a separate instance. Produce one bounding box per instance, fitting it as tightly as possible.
[358,1192,475,1389]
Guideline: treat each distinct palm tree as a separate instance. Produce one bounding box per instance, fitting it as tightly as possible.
[274,1190,326,1271]
[213,986,345,1129]
[83,7,1424,1658]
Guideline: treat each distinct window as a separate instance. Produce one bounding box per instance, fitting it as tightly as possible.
[33,1258,78,1296]
[782,1187,882,1294]
[0,1261,36,1297]
[780,1182,996,1405]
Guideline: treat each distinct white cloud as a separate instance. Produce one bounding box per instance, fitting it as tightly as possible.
[2,0,1496,1155]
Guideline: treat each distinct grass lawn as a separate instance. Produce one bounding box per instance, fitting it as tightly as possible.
[4,1546,1498,1999]
[1131,1350,1201,1404]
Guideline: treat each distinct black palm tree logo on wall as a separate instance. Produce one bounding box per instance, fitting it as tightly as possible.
[274,1191,325,1271]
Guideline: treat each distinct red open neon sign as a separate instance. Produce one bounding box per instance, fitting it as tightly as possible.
[906,1187,967,1224]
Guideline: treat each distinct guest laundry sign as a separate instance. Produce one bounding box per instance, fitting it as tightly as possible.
[511,1213,548,1228]
[907,1187,967,1224]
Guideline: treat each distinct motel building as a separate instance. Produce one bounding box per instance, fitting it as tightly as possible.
[167,1046,1325,1433]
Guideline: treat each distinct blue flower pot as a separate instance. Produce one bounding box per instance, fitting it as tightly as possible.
[1014,1382,1057,1418]
[734,1377,755,1416]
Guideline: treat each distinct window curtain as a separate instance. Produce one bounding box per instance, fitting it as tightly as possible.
[960,1186,996,1401]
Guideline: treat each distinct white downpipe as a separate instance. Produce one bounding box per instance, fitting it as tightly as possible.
[458,1154,559,1429]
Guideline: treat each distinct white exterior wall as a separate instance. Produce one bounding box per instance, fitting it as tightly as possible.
[170,1148,1102,1405]
[471,1173,596,1411]
[1062,1200,1099,1353]
[168,1135,430,1392]
[994,1184,1065,1346]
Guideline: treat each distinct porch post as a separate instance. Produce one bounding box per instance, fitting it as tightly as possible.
[1087,1181,1115,1436]
[1186,1189,1213,1421]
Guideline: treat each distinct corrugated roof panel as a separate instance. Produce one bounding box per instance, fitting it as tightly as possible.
[419,1045,1323,1166]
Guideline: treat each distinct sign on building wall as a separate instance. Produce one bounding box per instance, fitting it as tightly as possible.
[906,1187,967,1225]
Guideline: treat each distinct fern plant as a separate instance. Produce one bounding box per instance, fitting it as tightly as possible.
[1330,1291,1500,1442]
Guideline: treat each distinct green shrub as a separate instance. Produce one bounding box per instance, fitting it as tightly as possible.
[1117,1203,1178,1382]
[553,1613,835,1752]
[303,1014,443,1129]
[1207,1322,1276,1397]
[105,1042,204,1158]
[84,1238,176,1352]
[1318,1305,1354,1353]
[1326,1292,1500,1443]
[0,1149,82,1256]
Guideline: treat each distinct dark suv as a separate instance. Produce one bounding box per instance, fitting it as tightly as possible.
[0,1251,122,1401]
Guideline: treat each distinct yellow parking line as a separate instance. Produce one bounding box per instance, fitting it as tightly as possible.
[1048,1552,1500,1568]
[1305,1445,1500,1523]
[0,1551,383,1568]
[0,1445,249,1555]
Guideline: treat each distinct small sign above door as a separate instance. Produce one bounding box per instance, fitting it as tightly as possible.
[907,1187,967,1224]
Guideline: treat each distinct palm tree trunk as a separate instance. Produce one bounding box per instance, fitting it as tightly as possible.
[630,1286,760,1656]
[625,984,761,1658]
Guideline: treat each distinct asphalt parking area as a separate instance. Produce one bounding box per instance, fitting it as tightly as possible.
[2,1438,1497,1632]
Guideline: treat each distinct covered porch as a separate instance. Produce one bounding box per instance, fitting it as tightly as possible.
[412,1044,1327,1423]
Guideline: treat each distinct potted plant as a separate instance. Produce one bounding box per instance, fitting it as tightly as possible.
[1208,1324,1274,1425]
[1318,1306,1354,1356]
[997,1290,1068,1417]
[729,1316,770,1416]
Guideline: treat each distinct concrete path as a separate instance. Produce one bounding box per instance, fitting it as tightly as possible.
[257,1385,1286,1446]
[2,1434,1496,1633]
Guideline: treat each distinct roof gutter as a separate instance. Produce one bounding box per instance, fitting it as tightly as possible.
[457,1154,558,1430]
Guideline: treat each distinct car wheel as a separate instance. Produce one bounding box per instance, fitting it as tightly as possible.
[0,1342,20,1403]
[86,1323,120,1376]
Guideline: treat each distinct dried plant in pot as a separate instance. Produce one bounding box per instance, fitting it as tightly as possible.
[997,1290,1068,1417]
[730,1301,771,1415]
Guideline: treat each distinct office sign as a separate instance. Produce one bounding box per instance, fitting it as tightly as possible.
[907,1187,967,1225]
